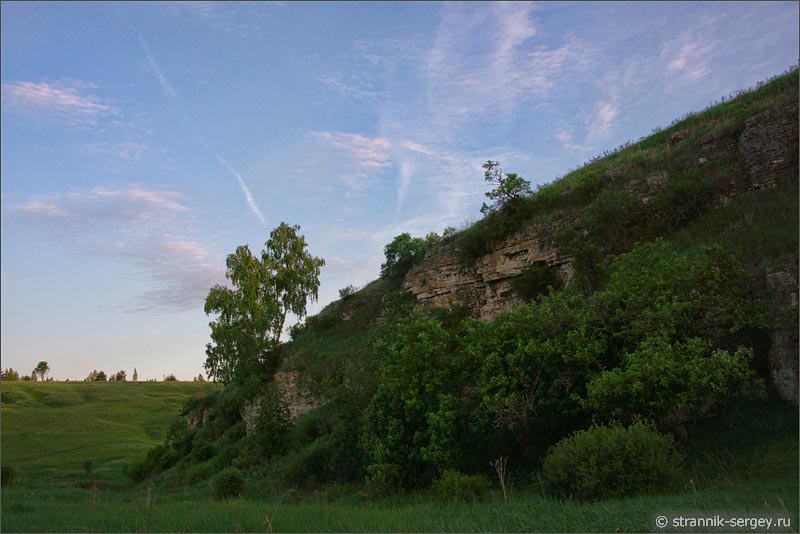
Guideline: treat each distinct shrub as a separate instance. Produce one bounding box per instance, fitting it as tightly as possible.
[1,464,17,487]
[245,384,292,461]
[583,337,764,428]
[362,462,401,499]
[540,421,684,501]
[212,467,244,498]
[380,233,432,281]
[432,470,490,502]
[339,285,359,299]
[361,311,462,488]
[184,460,216,484]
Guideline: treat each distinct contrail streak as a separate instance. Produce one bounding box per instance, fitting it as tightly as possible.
[127,21,266,224]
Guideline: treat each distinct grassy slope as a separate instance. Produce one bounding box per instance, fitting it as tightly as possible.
[1,381,220,485]
[1,384,796,532]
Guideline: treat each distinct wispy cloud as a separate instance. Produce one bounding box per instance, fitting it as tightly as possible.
[425,3,590,122]
[9,185,224,313]
[312,131,392,169]
[160,1,284,33]
[588,100,619,141]
[1,79,118,126]
[662,31,714,84]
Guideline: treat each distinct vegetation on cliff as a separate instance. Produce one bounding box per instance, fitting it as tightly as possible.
[127,68,798,503]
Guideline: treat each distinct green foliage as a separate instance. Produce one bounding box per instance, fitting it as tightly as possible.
[552,227,605,293]
[361,310,466,488]
[584,338,764,428]
[481,160,533,215]
[432,470,490,502]
[468,291,603,461]
[111,370,127,382]
[211,467,244,499]
[540,421,684,501]
[338,284,359,299]
[380,233,433,281]
[2,368,21,381]
[509,262,562,302]
[33,361,50,382]
[86,370,107,381]
[591,240,767,355]
[204,222,324,386]
[244,384,292,462]
[586,188,641,252]
[2,464,17,487]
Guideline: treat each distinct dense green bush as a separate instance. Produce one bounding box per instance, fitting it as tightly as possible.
[244,384,292,462]
[361,310,471,488]
[468,290,603,461]
[380,233,437,281]
[591,241,766,356]
[432,470,490,502]
[212,467,244,498]
[586,188,641,252]
[584,337,764,428]
[540,421,684,501]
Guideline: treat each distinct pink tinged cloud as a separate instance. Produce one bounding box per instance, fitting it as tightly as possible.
[312,131,392,169]
[1,80,117,123]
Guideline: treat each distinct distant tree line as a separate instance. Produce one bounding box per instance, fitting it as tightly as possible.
[0,365,205,383]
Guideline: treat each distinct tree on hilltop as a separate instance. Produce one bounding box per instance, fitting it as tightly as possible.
[33,361,50,382]
[480,160,532,215]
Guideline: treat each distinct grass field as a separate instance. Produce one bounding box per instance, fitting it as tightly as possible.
[1,381,798,532]
[1,381,221,485]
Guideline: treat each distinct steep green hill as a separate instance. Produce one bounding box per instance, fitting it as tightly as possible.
[114,68,798,505]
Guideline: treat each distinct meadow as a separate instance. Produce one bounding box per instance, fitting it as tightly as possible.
[1,381,797,532]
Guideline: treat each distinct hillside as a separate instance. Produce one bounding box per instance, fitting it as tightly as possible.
[286,67,798,404]
[1,381,221,485]
[108,68,798,509]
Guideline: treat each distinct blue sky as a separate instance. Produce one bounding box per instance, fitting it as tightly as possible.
[2,1,797,381]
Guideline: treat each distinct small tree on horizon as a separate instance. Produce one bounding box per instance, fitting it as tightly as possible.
[33,361,50,382]
[86,370,107,382]
[132,368,138,381]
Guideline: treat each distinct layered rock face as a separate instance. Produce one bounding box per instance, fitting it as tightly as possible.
[402,226,568,321]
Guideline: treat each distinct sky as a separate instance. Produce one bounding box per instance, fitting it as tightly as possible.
[2,1,798,381]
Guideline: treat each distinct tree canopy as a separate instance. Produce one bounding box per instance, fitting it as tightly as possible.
[204,222,325,386]
[33,361,50,382]
[480,160,532,215]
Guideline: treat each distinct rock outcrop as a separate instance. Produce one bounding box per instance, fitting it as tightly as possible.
[403,225,569,321]
[241,371,322,434]
[765,267,799,405]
